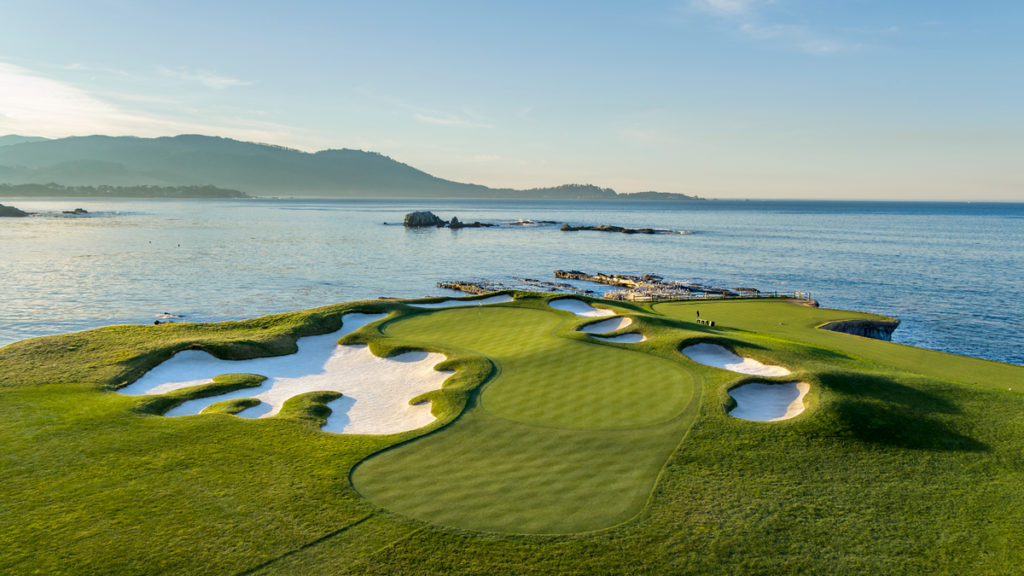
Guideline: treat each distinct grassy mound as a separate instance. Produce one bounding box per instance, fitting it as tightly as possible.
[1,294,1023,575]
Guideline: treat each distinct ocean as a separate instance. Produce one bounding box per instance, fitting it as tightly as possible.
[1,197,1021,366]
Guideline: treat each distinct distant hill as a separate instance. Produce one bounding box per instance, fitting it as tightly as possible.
[0,134,702,201]
[0,183,247,199]
[0,135,49,147]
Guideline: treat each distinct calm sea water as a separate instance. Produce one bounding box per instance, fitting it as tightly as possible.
[1,198,1021,366]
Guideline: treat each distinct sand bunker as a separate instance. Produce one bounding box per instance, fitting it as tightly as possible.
[410,294,513,308]
[548,298,615,317]
[577,316,646,342]
[579,317,633,333]
[591,333,647,343]
[681,343,791,377]
[728,382,810,421]
[119,313,453,434]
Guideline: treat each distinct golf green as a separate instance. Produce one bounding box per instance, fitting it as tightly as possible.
[351,303,699,533]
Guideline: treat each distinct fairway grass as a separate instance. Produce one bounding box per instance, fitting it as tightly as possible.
[2,294,1024,575]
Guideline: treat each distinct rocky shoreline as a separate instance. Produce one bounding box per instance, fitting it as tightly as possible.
[436,269,817,305]
[434,271,906,342]
[820,319,900,341]
[554,270,740,300]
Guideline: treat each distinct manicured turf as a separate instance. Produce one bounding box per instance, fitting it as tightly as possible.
[2,294,1023,575]
[351,304,699,532]
[382,306,692,429]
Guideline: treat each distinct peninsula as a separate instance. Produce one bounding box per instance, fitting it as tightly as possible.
[1,293,1021,575]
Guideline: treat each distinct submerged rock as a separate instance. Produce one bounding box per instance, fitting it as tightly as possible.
[63,208,89,215]
[404,211,445,227]
[0,204,29,217]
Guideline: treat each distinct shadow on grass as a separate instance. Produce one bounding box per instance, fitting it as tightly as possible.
[808,372,987,452]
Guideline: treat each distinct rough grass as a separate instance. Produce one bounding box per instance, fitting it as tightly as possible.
[1,293,1023,575]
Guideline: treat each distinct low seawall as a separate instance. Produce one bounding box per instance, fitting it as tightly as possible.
[819,319,900,341]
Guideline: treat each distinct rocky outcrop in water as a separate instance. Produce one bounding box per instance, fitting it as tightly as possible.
[561,223,662,234]
[404,211,494,229]
[448,216,493,229]
[820,319,900,341]
[0,203,29,217]
[63,208,89,215]
[437,281,495,294]
[404,211,446,227]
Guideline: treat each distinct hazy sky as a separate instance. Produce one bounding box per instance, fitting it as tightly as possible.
[1,1,1021,200]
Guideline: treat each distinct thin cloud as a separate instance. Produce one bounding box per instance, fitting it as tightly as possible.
[357,89,493,129]
[414,113,492,129]
[159,66,252,90]
[0,60,139,136]
[738,22,849,53]
[691,0,761,17]
[686,0,851,55]
[0,60,301,146]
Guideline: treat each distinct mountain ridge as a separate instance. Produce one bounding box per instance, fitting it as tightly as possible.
[0,134,702,201]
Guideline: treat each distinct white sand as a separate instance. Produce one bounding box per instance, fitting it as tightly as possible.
[116,312,456,434]
[119,313,388,396]
[410,294,513,308]
[728,382,810,421]
[591,333,647,343]
[577,316,645,342]
[579,317,633,334]
[548,298,615,317]
[681,343,791,377]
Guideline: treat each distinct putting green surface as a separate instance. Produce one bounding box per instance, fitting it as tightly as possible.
[383,306,691,429]
[3,294,1024,575]
[351,305,698,532]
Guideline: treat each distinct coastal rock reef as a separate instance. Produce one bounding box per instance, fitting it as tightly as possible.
[403,211,493,229]
[0,203,28,217]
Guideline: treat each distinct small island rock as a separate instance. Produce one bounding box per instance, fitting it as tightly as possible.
[404,211,445,227]
[0,204,29,217]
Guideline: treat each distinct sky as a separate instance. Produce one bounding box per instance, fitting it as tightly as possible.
[1,1,1022,200]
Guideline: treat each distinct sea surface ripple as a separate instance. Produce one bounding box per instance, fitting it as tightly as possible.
[1,198,1021,366]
